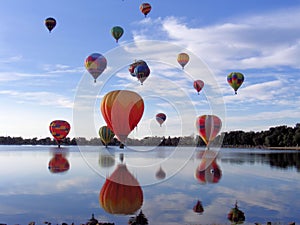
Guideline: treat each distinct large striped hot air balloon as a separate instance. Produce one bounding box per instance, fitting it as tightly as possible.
[101,90,144,144]
[140,3,152,17]
[99,125,115,147]
[227,72,244,94]
[85,53,107,83]
[49,120,71,148]
[195,115,222,147]
[99,163,143,215]
[177,53,189,69]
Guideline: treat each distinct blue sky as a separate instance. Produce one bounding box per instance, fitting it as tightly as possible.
[0,0,300,139]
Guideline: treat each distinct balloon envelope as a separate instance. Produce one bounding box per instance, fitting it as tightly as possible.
[85,53,107,82]
[193,80,204,94]
[195,115,222,146]
[134,64,150,85]
[49,120,71,143]
[99,163,143,215]
[45,17,56,32]
[156,113,167,126]
[101,90,144,143]
[99,125,115,146]
[128,60,147,77]
[177,53,189,69]
[140,3,151,17]
[227,72,244,94]
[111,26,124,43]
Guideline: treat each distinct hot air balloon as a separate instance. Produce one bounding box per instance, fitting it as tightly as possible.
[156,113,166,127]
[45,17,56,32]
[128,60,148,77]
[140,3,151,17]
[227,201,245,224]
[195,158,222,184]
[49,120,71,148]
[227,72,244,94]
[177,53,189,69]
[99,125,115,147]
[48,152,70,173]
[101,90,144,144]
[193,200,204,214]
[85,53,107,83]
[111,26,124,43]
[195,115,222,148]
[99,163,143,215]
[134,64,150,85]
[194,80,204,95]
[155,166,166,180]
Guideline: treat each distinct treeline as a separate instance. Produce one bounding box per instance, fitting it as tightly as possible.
[1,124,300,147]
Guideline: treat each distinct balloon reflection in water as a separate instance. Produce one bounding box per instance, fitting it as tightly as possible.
[195,150,222,184]
[99,159,143,215]
[155,166,166,180]
[48,151,70,174]
[98,152,115,168]
[227,201,245,224]
[193,200,204,214]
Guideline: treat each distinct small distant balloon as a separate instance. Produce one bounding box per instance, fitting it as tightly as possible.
[156,113,166,127]
[128,60,148,77]
[49,120,71,148]
[111,26,124,43]
[85,53,107,83]
[134,63,150,85]
[227,72,244,94]
[140,3,152,17]
[177,53,189,69]
[193,80,204,95]
[45,17,56,33]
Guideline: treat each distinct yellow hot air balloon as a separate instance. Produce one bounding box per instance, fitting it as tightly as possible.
[177,53,189,69]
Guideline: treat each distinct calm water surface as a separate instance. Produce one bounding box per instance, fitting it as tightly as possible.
[0,145,299,225]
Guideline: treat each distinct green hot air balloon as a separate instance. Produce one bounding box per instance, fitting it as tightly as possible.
[111,26,124,43]
[227,72,244,94]
[99,126,115,147]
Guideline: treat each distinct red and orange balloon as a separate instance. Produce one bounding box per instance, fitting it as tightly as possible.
[195,115,222,147]
[99,163,143,215]
[101,90,144,143]
[49,120,71,147]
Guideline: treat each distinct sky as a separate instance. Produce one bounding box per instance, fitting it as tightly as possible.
[0,0,300,139]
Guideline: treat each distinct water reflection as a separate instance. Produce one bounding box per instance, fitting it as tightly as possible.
[195,150,222,184]
[193,200,204,214]
[221,150,300,171]
[99,154,143,215]
[227,201,246,224]
[155,165,166,180]
[48,148,70,174]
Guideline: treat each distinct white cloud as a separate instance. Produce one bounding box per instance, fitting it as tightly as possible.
[0,90,73,108]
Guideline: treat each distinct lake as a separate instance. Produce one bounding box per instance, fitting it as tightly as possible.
[0,145,299,225]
